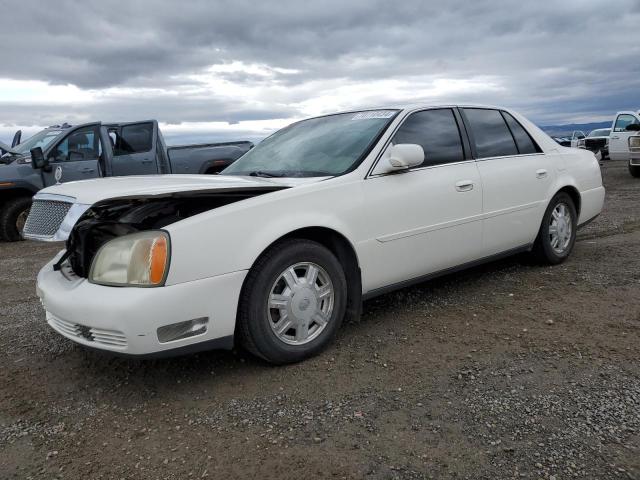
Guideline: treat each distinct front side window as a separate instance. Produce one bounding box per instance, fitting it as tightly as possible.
[391,109,465,168]
[502,112,540,154]
[464,108,518,158]
[222,110,399,177]
[49,127,99,162]
[613,114,639,132]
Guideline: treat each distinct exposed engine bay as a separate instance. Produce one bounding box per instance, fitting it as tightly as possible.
[59,187,286,278]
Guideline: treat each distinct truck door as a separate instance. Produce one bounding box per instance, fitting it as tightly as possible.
[571,131,585,148]
[42,124,102,185]
[110,121,159,176]
[609,114,640,161]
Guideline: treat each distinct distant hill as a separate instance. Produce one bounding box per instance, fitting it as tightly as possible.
[539,121,611,137]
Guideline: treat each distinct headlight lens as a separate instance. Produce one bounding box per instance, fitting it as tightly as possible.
[89,231,170,287]
[629,136,640,148]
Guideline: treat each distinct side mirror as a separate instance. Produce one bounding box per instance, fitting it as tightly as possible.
[625,123,640,132]
[388,144,425,169]
[373,144,425,174]
[30,147,50,171]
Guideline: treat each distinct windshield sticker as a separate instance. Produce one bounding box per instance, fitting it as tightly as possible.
[351,111,396,120]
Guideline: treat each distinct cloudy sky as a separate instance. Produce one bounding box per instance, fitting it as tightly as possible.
[1,0,639,145]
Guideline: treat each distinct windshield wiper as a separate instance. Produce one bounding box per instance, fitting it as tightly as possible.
[248,170,286,178]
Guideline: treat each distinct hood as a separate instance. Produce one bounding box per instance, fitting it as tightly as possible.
[36,174,325,205]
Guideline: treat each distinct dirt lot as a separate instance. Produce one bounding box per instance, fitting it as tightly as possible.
[1,161,639,480]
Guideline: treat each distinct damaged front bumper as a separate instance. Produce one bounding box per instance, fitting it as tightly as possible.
[36,252,247,357]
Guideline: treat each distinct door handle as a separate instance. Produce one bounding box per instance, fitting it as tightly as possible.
[455,180,474,192]
[536,169,548,179]
[610,136,619,140]
[80,168,95,174]
[141,159,153,164]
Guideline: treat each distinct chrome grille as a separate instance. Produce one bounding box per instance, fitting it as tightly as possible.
[23,199,72,238]
[47,313,128,349]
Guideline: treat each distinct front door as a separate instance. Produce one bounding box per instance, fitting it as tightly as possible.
[361,108,483,292]
[609,114,640,161]
[43,125,102,186]
[110,121,158,176]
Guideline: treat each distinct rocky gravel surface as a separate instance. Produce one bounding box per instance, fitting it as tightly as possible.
[0,160,639,479]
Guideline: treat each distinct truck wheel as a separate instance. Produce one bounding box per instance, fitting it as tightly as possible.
[630,164,640,178]
[237,239,347,365]
[0,197,32,241]
[531,192,577,265]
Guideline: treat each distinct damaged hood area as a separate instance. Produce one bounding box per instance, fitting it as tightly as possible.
[25,174,327,244]
[38,174,320,205]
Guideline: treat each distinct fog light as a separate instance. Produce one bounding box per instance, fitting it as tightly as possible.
[157,317,208,343]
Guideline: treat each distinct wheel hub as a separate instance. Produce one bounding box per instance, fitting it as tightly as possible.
[267,262,334,345]
[549,203,573,254]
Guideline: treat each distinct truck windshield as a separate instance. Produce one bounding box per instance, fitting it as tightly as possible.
[12,130,63,155]
[588,129,610,137]
[222,110,399,178]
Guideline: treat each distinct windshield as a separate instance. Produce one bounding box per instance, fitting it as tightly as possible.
[222,110,399,177]
[588,129,610,137]
[12,129,63,154]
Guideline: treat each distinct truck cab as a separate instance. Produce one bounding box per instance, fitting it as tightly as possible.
[608,110,640,178]
[0,121,253,241]
[609,111,640,161]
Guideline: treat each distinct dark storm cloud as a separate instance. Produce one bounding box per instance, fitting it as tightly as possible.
[0,0,639,134]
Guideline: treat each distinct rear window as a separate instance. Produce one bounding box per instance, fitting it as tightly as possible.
[502,112,540,154]
[113,123,153,155]
[391,108,465,167]
[464,108,518,158]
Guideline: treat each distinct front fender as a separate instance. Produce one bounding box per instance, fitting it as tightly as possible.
[164,180,364,285]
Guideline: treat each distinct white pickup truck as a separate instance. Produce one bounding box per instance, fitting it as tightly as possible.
[608,110,640,177]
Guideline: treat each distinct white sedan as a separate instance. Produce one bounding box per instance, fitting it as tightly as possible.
[26,105,605,364]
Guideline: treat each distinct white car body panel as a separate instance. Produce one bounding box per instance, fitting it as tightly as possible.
[31,104,606,356]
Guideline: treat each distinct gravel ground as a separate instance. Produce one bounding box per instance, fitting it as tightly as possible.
[1,160,639,479]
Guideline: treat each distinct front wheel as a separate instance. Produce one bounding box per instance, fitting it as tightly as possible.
[237,239,347,364]
[0,197,31,242]
[630,164,640,178]
[531,192,577,265]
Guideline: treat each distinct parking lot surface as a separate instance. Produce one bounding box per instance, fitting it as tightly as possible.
[1,161,639,479]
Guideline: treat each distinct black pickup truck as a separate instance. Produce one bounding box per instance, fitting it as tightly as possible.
[0,120,252,241]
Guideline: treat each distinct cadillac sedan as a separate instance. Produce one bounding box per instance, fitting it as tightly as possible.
[26,105,605,364]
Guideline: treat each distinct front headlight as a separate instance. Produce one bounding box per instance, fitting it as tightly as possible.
[89,231,170,287]
[629,136,640,149]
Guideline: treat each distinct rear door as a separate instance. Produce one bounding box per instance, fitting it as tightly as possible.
[43,124,102,185]
[609,114,640,160]
[110,121,159,175]
[462,108,552,256]
[361,108,484,291]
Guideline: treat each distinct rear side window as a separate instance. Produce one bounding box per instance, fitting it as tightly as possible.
[502,112,540,154]
[113,123,153,155]
[392,109,465,168]
[464,108,518,158]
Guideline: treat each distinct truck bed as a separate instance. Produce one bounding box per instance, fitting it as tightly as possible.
[167,141,253,174]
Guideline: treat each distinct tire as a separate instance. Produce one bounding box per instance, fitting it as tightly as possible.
[630,164,640,178]
[531,192,577,265]
[0,197,32,242]
[237,239,347,365]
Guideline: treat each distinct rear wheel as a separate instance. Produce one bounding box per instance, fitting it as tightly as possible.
[531,192,577,265]
[0,197,31,242]
[630,164,640,178]
[237,239,347,364]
